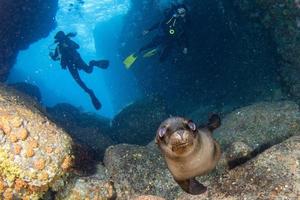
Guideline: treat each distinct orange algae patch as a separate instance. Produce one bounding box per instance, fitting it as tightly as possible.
[26,148,35,157]
[45,146,53,154]
[0,180,5,192]
[17,128,29,141]
[29,184,48,193]
[15,179,27,191]
[0,123,11,135]
[22,196,30,200]
[34,159,46,170]
[28,185,40,193]
[13,144,22,155]
[61,155,73,170]
[29,139,39,148]
[3,188,13,200]
[9,134,18,143]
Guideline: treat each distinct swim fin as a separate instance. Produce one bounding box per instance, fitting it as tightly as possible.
[123,53,138,69]
[143,48,158,58]
[90,60,109,69]
[89,91,101,110]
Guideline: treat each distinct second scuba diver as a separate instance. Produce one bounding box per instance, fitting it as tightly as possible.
[123,4,189,68]
[49,31,109,110]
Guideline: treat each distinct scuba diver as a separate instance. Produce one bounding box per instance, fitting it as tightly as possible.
[123,4,189,69]
[49,31,109,110]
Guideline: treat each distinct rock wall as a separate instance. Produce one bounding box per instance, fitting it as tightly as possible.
[233,0,300,103]
[0,0,58,81]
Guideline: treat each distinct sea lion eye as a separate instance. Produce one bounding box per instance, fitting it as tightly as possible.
[158,127,167,138]
[187,120,197,131]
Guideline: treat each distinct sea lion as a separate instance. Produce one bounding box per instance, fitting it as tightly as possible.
[155,114,221,195]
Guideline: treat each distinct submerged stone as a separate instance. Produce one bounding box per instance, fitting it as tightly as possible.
[177,135,300,199]
[215,101,300,153]
[0,84,73,200]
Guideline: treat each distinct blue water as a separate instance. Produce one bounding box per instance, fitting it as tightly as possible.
[7,0,141,118]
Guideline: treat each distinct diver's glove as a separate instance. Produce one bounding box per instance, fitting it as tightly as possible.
[49,52,55,60]
[183,47,188,54]
[67,32,77,37]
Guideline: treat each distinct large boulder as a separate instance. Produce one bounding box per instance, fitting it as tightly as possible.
[215,101,300,153]
[46,103,114,160]
[103,100,300,199]
[110,96,169,145]
[0,84,73,199]
[177,135,300,199]
[55,164,116,200]
[103,144,180,200]
[9,82,42,103]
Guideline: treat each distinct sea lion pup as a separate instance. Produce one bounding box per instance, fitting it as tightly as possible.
[155,114,221,195]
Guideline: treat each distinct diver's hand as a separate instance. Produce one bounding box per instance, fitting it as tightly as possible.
[183,47,188,54]
[142,30,149,36]
[49,52,55,60]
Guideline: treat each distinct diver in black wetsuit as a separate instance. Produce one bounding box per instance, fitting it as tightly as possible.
[139,4,189,62]
[49,31,109,110]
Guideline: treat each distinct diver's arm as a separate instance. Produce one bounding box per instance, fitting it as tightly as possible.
[143,22,160,36]
[71,41,80,49]
[148,22,160,32]
[179,32,189,54]
[66,39,80,49]
[180,18,190,54]
[50,47,60,60]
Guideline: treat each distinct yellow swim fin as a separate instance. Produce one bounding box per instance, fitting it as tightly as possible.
[123,53,138,69]
[143,48,158,58]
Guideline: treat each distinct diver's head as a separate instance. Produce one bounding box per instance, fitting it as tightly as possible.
[54,31,66,43]
[175,4,187,18]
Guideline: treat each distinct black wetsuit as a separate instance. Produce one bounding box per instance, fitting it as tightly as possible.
[51,37,106,110]
[139,12,189,62]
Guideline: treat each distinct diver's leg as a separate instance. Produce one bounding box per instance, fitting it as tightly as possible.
[138,36,163,53]
[159,43,173,62]
[68,67,101,109]
[89,60,109,69]
[75,56,93,73]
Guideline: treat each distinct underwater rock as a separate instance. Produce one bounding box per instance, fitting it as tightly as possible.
[225,141,253,168]
[133,195,166,200]
[111,96,169,145]
[176,135,300,199]
[8,82,42,102]
[54,173,116,200]
[104,144,180,199]
[214,101,300,154]
[0,84,73,199]
[46,103,114,160]
[0,0,58,81]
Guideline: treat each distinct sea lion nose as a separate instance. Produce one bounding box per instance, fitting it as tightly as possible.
[177,130,184,139]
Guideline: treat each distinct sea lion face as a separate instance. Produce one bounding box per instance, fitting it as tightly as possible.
[156,117,198,157]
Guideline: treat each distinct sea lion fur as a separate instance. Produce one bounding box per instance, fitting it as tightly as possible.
[155,114,221,195]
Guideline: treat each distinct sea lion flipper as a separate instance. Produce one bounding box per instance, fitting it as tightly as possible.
[176,178,207,195]
[207,114,221,132]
